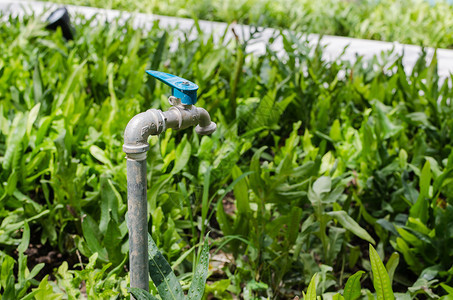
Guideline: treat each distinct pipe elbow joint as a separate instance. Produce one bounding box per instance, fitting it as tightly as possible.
[123,109,165,154]
[195,107,216,135]
[123,105,216,155]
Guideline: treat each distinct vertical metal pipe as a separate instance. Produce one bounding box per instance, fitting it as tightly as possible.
[126,152,149,292]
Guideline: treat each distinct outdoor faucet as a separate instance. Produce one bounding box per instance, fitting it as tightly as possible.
[123,71,216,293]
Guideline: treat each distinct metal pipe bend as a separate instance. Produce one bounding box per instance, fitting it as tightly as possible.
[123,108,165,154]
[197,107,212,127]
[195,107,217,135]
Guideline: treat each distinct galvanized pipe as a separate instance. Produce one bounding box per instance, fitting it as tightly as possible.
[123,100,216,294]
[126,152,148,291]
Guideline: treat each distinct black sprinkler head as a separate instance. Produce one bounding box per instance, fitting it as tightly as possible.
[46,7,74,40]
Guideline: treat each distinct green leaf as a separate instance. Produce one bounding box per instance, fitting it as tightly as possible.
[172,135,191,174]
[326,227,345,264]
[204,279,232,300]
[197,136,214,160]
[89,145,112,167]
[1,255,15,295]
[441,283,453,295]
[330,119,342,141]
[18,252,27,289]
[369,244,394,300]
[419,160,432,193]
[33,275,62,300]
[343,271,364,300]
[216,199,232,236]
[55,61,86,108]
[148,234,184,300]
[232,165,249,214]
[103,217,123,265]
[308,176,332,208]
[333,293,345,300]
[34,115,53,147]
[149,32,167,72]
[99,176,122,234]
[81,214,108,261]
[27,103,41,136]
[26,263,45,281]
[249,146,267,197]
[87,252,99,269]
[305,273,318,300]
[410,160,431,223]
[17,221,30,253]
[188,233,210,300]
[246,280,268,291]
[393,238,420,273]
[148,174,172,211]
[2,112,26,172]
[287,207,303,245]
[328,211,375,244]
[200,166,211,239]
[200,49,224,82]
[33,61,43,103]
[2,272,15,299]
[19,290,40,300]
[313,176,331,196]
[6,170,18,196]
[385,253,399,286]
[372,100,403,139]
[128,287,159,300]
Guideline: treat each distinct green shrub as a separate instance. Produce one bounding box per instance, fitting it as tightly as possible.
[0,13,452,299]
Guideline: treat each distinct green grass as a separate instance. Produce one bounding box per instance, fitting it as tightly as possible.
[0,11,453,299]
[45,0,453,48]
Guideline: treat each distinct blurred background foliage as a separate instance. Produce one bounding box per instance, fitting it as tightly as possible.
[47,0,453,48]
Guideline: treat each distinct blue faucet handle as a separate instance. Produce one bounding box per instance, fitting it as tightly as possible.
[146,70,198,105]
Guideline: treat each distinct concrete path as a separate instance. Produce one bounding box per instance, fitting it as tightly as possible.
[1,0,453,80]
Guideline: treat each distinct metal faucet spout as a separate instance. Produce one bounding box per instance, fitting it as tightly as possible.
[196,107,217,135]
